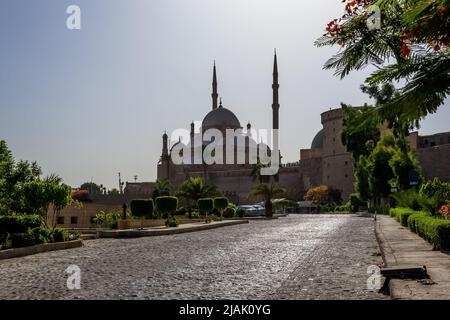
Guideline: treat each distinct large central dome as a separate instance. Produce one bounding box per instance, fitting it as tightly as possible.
[202,107,241,131]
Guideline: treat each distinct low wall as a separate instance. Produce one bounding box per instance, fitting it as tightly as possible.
[0,240,83,260]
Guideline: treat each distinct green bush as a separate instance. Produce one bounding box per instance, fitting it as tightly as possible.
[389,207,418,227]
[130,199,154,218]
[407,211,430,233]
[236,208,245,218]
[409,215,450,250]
[184,210,200,219]
[51,227,79,242]
[156,196,178,218]
[197,198,214,214]
[223,207,236,218]
[9,232,39,248]
[165,216,178,227]
[93,210,122,229]
[420,178,450,200]
[0,214,42,234]
[391,189,422,211]
[349,194,366,212]
[213,197,229,216]
[209,214,222,222]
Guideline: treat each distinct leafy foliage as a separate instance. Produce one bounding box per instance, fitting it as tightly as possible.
[130,199,154,218]
[316,0,450,125]
[155,196,178,218]
[252,183,286,217]
[304,185,342,206]
[177,177,218,207]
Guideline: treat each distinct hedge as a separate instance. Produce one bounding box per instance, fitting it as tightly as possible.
[155,197,178,215]
[389,207,420,227]
[0,214,42,235]
[198,198,214,213]
[389,208,450,251]
[130,199,154,218]
[213,197,229,210]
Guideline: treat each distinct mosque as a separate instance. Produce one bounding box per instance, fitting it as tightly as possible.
[156,53,355,203]
[156,52,450,204]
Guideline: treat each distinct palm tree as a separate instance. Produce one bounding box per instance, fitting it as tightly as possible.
[250,158,279,184]
[251,182,286,218]
[177,177,218,208]
[152,179,172,199]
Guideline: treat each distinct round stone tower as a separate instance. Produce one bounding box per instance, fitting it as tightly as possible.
[320,108,354,201]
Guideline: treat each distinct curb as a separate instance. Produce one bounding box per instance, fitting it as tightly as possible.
[98,220,249,238]
[374,216,410,300]
[0,240,83,260]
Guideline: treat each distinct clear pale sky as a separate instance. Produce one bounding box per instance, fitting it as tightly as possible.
[1,0,449,189]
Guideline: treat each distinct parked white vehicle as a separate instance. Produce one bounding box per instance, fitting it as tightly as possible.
[237,205,259,217]
[252,205,266,216]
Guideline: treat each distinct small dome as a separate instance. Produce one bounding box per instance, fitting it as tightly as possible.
[311,129,324,149]
[202,107,241,130]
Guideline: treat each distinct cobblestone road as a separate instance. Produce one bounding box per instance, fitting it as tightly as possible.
[0,215,387,300]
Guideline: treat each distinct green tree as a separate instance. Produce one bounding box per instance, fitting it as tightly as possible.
[341,105,381,163]
[177,177,218,208]
[80,182,102,194]
[251,183,286,218]
[152,179,172,199]
[354,156,371,202]
[366,132,397,204]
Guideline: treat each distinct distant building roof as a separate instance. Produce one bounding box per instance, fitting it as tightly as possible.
[311,129,324,149]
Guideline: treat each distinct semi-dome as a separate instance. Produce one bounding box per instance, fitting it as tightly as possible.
[202,107,241,130]
[311,129,324,149]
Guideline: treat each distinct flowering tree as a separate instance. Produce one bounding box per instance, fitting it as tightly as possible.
[316,0,450,125]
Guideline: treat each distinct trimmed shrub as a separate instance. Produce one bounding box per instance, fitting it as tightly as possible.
[407,211,430,233]
[409,215,450,250]
[389,207,417,227]
[197,198,214,214]
[214,197,229,210]
[130,199,154,218]
[156,196,178,218]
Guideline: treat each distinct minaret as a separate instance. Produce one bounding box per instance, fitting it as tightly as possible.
[190,121,195,165]
[162,131,168,157]
[212,62,219,110]
[272,50,280,130]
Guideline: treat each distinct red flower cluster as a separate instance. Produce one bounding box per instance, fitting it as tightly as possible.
[325,0,374,37]
[440,205,450,219]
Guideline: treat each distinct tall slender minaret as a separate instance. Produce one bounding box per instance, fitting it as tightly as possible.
[212,62,219,110]
[162,131,168,157]
[272,50,280,130]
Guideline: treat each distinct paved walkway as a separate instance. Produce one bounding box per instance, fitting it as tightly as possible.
[376,215,450,299]
[0,215,386,300]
